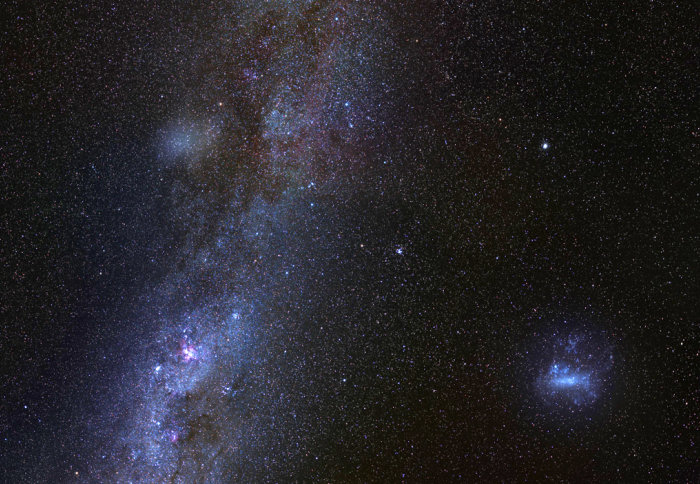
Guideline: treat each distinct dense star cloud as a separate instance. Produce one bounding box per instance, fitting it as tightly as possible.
[1,0,697,482]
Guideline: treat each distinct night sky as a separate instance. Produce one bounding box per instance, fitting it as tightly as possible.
[1,1,697,482]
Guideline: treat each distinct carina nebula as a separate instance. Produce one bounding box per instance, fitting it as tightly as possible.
[2,0,696,482]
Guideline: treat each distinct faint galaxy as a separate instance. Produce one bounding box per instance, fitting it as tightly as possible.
[1,0,697,482]
[522,322,617,416]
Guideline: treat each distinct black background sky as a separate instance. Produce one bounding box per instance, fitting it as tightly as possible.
[1,1,697,482]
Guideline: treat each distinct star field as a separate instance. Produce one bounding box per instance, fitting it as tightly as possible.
[1,0,697,482]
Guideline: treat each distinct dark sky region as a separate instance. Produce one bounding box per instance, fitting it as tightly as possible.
[1,1,697,482]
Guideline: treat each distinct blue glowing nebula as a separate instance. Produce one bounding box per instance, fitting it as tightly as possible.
[548,364,590,389]
[551,374,585,387]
